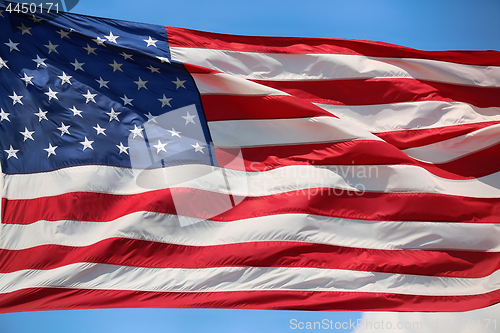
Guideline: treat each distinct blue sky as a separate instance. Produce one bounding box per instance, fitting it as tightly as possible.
[0,1,499,332]
[76,0,500,51]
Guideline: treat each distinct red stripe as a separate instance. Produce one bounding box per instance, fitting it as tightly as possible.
[166,27,500,66]
[235,140,500,179]
[183,62,220,74]
[207,190,499,223]
[435,143,500,178]
[3,187,499,225]
[375,122,500,149]
[202,94,334,121]
[256,78,500,108]
[202,94,500,149]
[2,287,500,313]
[1,239,498,278]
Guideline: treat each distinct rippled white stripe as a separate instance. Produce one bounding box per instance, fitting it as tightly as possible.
[315,101,500,133]
[2,211,500,252]
[171,47,500,87]
[403,124,500,163]
[1,262,500,296]
[192,72,287,95]
[208,116,381,148]
[3,164,500,200]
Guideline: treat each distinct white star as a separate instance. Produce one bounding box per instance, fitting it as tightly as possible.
[167,128,181,138]
[96,77,109,89]
[4,39,20,52]
[116,142,129,155]
[0,108,10,122]
[92,36,106,46]
[158,94,172,108]
[146,112,157,123]
[57,72,72,85]
[80,137,94,151]
[32,55,47,68]
[144,36,158,47]
[44,143,58,157]
[82,90,97,103]
[172,77,187,89]
[5,145,19,160]
[44,40,59,54]
[20,127,35,141]
[156,56,170,63]
[109,60,123,72]
[70,59,85,71]
[82,44,97,55]
[9,91,23,105]
[93,124,106,135]
[147,65,160,73]
[44,87,59,101]
[120,52,133,60]
[153,140,168,154]
[31,15,43,23]
[57,29,71,39]
[69,106,83,117]
[17,23,32,35]
[0,57,9,69]
[182,111,196,125]
[105,32,120,44]
[120,95,133,106]
[106,108,121,122]
[192,142,205,154]
[129,124,144,139]
[20,72,35,86]
[34,108,48,122]
[57,122,71,136]
[134,77,148,90]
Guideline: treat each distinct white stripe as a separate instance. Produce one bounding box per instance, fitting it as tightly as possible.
[208,116,382,148]
[315,101,500,133]
[3,164,500,200]
[192,72,287,95]
[403,124,500,163]
[171,47,500,87]
[1,262,499,296]
[2,212,499,252]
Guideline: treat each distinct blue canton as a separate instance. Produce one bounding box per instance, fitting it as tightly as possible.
[0,1,214,174]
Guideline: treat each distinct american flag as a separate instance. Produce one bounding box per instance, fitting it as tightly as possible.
[0,1,499,313]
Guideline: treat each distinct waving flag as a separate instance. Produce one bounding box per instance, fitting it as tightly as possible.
[0,1,499,313]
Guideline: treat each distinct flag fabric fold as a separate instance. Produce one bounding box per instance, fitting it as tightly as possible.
[0,1,499,313]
